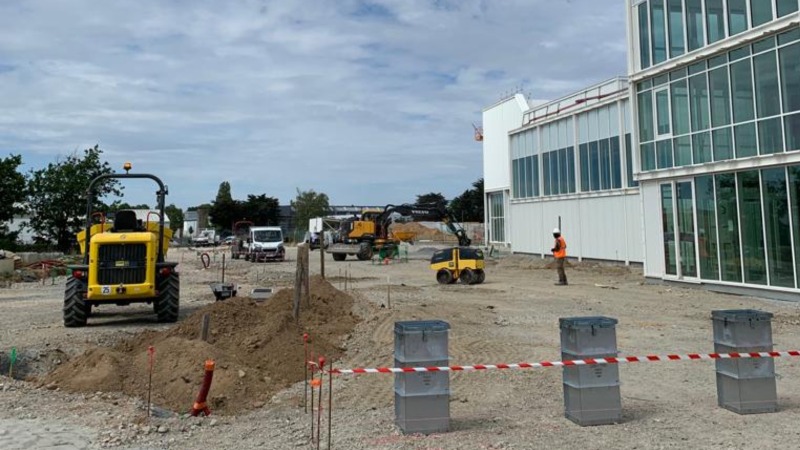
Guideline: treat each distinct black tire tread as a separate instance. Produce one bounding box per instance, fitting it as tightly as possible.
[63,276,88,327]
[155,272,180,323]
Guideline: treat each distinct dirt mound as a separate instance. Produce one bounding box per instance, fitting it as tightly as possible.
[45,276,360,415]
[390,222,457,242]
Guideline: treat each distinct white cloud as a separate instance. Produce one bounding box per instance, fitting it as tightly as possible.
[1,0,627,207]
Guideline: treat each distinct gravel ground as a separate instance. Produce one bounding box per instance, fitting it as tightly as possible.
[2,246,800,449]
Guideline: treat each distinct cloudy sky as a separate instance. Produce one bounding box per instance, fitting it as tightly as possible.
[1,0,627,209]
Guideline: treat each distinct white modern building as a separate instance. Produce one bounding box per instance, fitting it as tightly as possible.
[627,0,800,298]
[483,0,800,298]
[483,79,643,264]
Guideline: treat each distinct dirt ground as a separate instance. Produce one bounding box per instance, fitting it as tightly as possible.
[2,245,800,449]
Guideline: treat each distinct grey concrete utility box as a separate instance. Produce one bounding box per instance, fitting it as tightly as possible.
[559,316,621,426]
[394,320,450,363]
[712,309,777,414]
[394,320,450,434]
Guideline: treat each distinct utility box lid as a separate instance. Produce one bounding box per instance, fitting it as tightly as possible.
[712,309,773,323]
[559,316,618,330]
[395,320,450,333]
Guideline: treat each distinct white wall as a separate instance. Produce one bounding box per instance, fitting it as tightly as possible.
[482,94,528,192]
[641,181,664,277]
[509,192,643,263]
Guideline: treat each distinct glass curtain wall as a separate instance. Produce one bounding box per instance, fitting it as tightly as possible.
[636,0,797,70]
[637,29,800,173]
[510,128,540,199]
[662,165,800,289]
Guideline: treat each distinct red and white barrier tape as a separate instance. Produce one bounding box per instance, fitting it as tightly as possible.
[328,350,800,375]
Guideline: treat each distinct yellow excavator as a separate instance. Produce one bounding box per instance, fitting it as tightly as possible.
[326,204,471,261]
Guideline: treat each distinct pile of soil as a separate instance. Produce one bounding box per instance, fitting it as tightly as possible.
[44,276,360,415]
[390,222,457,243]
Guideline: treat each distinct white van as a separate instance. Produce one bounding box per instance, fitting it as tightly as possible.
[247,226,285,262]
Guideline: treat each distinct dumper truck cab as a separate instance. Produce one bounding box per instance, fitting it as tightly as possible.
[65,163,179,327]
[246,226,285,262]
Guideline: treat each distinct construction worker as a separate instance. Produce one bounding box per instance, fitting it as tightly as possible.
[551,228,568,286]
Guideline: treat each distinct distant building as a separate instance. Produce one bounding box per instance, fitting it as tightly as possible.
[183,210,199,238]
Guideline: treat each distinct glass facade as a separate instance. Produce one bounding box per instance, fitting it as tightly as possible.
[658,165,800,288]
[510,99,636,200]
[636,0,798,70]
[637,29,800,172]
[633,0,800,292]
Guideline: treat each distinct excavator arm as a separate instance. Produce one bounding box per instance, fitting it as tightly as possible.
[378,204,472,246]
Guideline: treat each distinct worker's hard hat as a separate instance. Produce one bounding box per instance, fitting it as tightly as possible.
[553,228,561,234]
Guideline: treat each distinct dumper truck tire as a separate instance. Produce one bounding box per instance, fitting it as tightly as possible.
[357,242,373,261]
[332,253,346,261]
[155,272,180,323]
[63,276,89,327]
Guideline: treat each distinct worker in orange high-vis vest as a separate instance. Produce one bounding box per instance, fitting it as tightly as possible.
[551,228,568,286]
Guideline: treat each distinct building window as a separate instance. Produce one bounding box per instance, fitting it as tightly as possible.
[639,2,652,69]
[761,168,794,287]
[488,192,505,243]
[656,88,672,135]
[709,66,731,127]
[734,122,758,157]
[674,135,692,166]
[706,0,726,44]
[625,134,639,187]
[685,0,704,52]
[730,59,755,123]
[651,0,668,64]
[712,127,734,161]
[728,0,749,36]
[692,131,712,164]
[787,113,800,151]
[542,148,575,196]
[778,0,799,17]
[738,170,767,285]
[638,91,654,142]
[667,0,685,58]
[753,51,780,119]
[750,0,774,27]
[689,73,710,131]
[780,42,800,113]
[695,175,720,280]
[661,183,677,275]
[671,79,691,134]
[716,173,742,282]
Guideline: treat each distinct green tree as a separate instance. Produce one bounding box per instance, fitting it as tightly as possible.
[26,146,122,252]
[209,182,243,230]
[415,192,447,211]
[107,201,150,211]
[448,178,484,222]
[0,154,26,248]
[290,188,329,232]
[164,204,184,233]
[243,194,280,226]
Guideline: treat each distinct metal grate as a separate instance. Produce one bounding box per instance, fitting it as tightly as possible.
[97,244,147,285]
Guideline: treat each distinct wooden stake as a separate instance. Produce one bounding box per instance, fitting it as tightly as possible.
[387,276,391,309]
[200,314,210,342]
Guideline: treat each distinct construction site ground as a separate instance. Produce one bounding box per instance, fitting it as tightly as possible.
[2,245,800,449]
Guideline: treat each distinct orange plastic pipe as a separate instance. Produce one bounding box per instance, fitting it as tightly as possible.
[191,360,215,416]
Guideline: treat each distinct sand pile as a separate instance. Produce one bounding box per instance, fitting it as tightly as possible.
[45,276,360,415]
[390,222,456,242]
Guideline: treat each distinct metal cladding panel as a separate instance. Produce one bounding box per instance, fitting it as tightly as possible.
[641,181,664,277]
[509,192,642,263]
